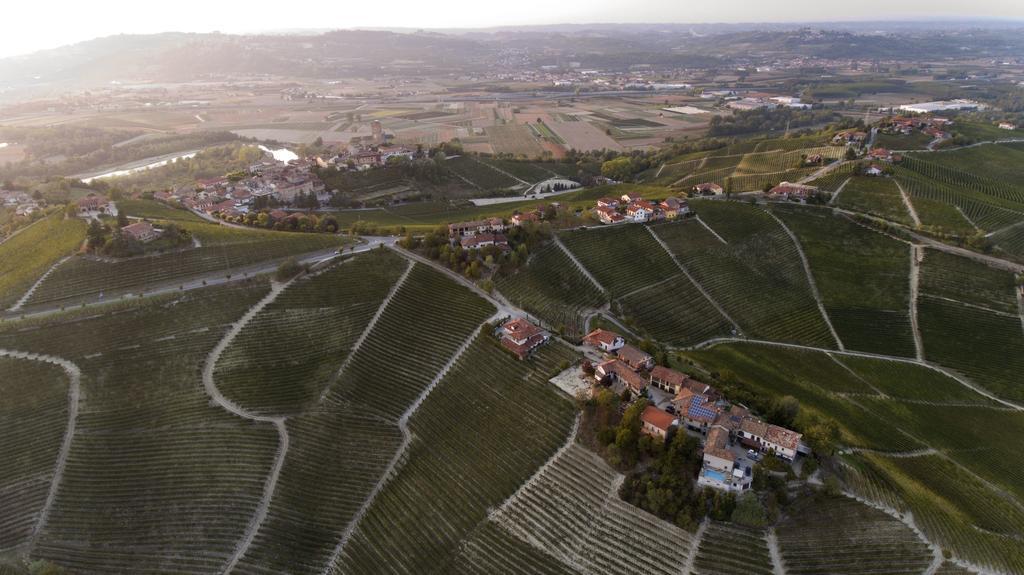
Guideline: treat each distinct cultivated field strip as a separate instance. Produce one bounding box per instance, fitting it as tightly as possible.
[0,214,87,310]
[478,443,696,575]
[772,205,918,358]
[495,242,606,339]
[919,249,1019,314]
[213,252,408,416]
[558,225,679,299]
[332,336,577,574]
[0,353,78,552]
[776,494,933,575]
[0,283,281,574]
[230,263,496,574]
[25,233,338,308]
[655,203,835,348]
[692,521,775,575]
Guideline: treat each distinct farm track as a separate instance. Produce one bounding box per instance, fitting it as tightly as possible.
[826,352,888,397]
[766,528,787,575]
[323,323,487,575]
[893,179,922,228]
[550,236,608,296]
[686,337,1024,411]
[909,245,925,361]
[201,279,295,573]
[826,177,852,205]
[694,215,729,244]
[681,518,709,575]
[1018,287,1024,337]
[798,159,850,185]
[0,349,81,549]
[762,208,845,351]
[645,225,742,335]
[8,255,72,312]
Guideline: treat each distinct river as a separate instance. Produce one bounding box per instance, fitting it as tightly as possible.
[79,150,199,183]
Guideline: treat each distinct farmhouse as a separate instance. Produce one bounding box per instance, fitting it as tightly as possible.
[120,222,160,243]
[583,329,625,352]
[692,183,724,196]
[831,130,867,145]
[625,200,655,223]
[865,164,885,176]
[674,390,722,434]
[620,192,643,203]
[460,233,509,250]
[596,197,619,209]
[594,359,648,395]
[77,195,114,218]
[649,365,689,394]
[737,417,803,461]
[868,148,898,162]
[595,205,625,225]
[640,406,677,439]
[767,182,818,201]
[511,212,540,226]
[448,217,507,238]
[660,197,690,218]
[500,318,549,360]
[698,425,749,492]
[999,122,1017,130]
[616,344,654,371]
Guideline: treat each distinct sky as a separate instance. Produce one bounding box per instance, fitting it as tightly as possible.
[1,0,1023,59]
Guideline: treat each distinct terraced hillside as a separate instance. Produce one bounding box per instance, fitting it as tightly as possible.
[213,251,408,416]
[558,224,680,298]
[24,228,340,308]
[773,204,916,357]
[652,202,836,347]
[495,242,606,339]
[0,283,278,573]
[333,336,577,574]
[452,442,697,575]
[230,262,496,574]
[0,215,87,309]
[776,494,933,575]
[0,356,72,551]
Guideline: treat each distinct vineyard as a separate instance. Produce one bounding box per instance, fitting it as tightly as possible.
[446,156,523,190]
[212,251,408,416]
[919,249,1019,313]
[558,225,681,299]
[772,204,916,357]
[0,357,70,550]
[692,521,774,575]
[479,442,697,575]
[892,165,1024,232]
[653,203,836,348]
[24,231,340,308]
[0,283,279,573]
[0,215,87,309]
[833,176,915,226]
[616,271,736,346]
[333,336,577,574]
[917,296,1024,402]
[229,262,496,574]
[833,355,997,405]
[494,242,606,339]
[775,494,933,575]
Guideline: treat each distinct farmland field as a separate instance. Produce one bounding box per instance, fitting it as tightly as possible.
[772,204,916,357]
[653,202,837,347]
[833,176,915,226]
[0,215,87,309]
[486,124,544,157]
[494,242,606,339]
[558,224,680,299]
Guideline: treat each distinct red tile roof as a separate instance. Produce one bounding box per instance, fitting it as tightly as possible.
[651,365,688,388]
[584,329,622,347]
[642,406,676,432]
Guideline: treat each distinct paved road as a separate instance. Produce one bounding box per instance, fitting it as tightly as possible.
[3,237,396,321]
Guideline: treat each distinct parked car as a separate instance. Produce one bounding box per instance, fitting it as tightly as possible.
[664,405,676,415]
[747,449,762,461]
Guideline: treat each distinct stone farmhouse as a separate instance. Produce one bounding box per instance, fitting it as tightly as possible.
[499,317,550,360]
[120,222,160,243]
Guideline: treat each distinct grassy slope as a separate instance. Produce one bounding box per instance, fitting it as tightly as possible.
[0,215,87,309]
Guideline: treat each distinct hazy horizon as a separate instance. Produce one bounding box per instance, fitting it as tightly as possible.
[2,0,1023,59]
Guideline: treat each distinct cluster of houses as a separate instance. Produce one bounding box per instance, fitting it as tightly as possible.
[582,328,806,493]
[154,157,325,218]
[765,181,820,202]
[594,192,690,225]
[76,194,118,218]
[880,115,953,141]
[831,129,868,146]
[1,190,42,217]
[446,204,559,249]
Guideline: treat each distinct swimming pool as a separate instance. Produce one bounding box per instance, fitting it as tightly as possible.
[702,469,726,483]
